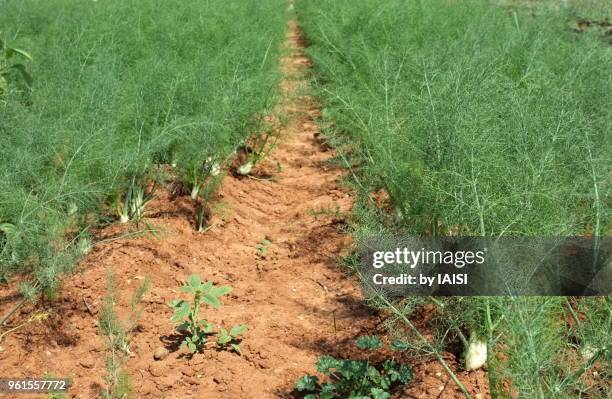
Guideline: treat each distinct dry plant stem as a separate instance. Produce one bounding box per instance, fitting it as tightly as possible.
[198,224,215,234]
[246,175,276,182]
[375,292,474,399]
[0,318,32,342]
[94,228,162,246]
[0,279,40,326]
[0,296,27,326]
[0,312,43,343]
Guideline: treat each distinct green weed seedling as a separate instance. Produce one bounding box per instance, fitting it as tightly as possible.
[0,36,32,95]
[256,239,272,256]
[355,335,382,350]
[295,335,411,399]
[216,324,249,355]
[168,274,247,354]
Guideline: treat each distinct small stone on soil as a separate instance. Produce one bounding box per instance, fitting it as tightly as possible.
[149,363,164,377]
[153,347,169,361]
[79,358,94,369]
[184,376,200,385]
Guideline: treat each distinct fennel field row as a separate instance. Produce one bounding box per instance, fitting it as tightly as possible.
[297,0,610,398]
[0,0,287,297]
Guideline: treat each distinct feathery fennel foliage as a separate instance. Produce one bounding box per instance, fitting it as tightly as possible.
[298,0,610,397]
[0,0,286,296]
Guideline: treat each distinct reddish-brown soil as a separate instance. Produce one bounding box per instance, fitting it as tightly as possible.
[0,19,489,399]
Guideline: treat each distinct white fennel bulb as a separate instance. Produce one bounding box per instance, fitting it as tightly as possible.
[237,161,253,176]
[464,336,487,371]
[210,162,221,177]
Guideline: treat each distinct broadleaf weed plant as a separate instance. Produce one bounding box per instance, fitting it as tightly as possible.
[295,335,411,399]
[168,274,247,354]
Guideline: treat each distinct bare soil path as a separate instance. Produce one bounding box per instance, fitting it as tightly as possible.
[0,18,489,399]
